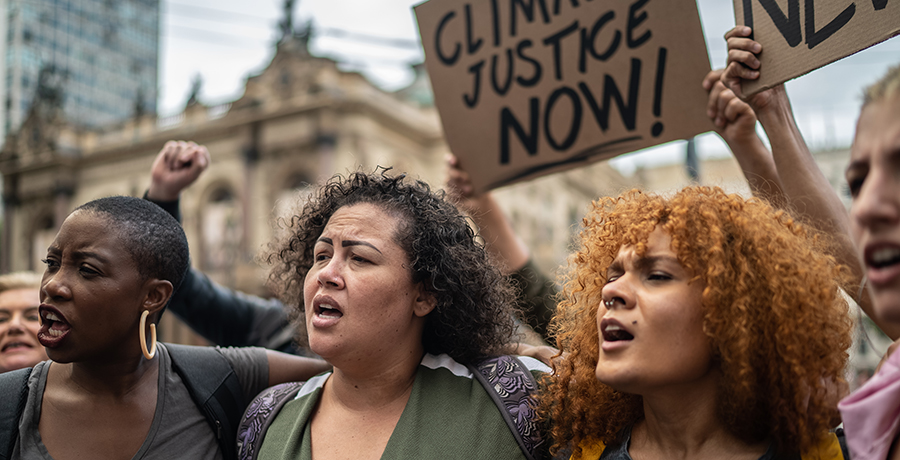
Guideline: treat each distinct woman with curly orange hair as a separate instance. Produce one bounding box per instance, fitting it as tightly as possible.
[542,186,852,459]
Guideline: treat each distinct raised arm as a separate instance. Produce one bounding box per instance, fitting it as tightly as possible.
[445,154,557,340]
[166,266,298,352]
[148,140,210,202]
[445,154,530,274]
[145,141,300,352]
[266,350,331,385]
[703,68,785,206]
[721,26,900,340]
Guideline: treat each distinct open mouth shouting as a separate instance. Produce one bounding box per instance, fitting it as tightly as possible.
[865,244,900,287]
[311,295,344,328]
[600,318,634,351]
[38,305,72,347]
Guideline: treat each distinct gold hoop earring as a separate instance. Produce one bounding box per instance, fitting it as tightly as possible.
[140,310,157,359]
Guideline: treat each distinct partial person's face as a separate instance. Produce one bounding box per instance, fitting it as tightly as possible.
[0,288,47,372]
[303,203,434,365]
[846,95,900,321]
[595,228,711,394]
[40,211,150,363]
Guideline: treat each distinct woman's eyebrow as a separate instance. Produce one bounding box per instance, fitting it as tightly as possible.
[342,240,382,254]
[606,259,624,275]
[633,255,679,271]
[71,250,110,265]
[316,236,382,254]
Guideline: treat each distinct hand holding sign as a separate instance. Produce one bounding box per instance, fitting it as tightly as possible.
[721,26,792,116]
[734,0,900,95]
[703,68,785,205]
[704,69,758,146]
[721,27,761,100]
[445,153,478,210]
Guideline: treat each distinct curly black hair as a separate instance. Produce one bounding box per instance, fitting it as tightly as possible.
[265,169,518,364]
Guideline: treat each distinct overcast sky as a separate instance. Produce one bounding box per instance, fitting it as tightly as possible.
[160,0,900,171]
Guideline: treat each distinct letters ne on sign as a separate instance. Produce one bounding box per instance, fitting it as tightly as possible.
[740,0,885,49]
[735,0,898,94]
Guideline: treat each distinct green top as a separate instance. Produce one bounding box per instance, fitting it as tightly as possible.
[510,258,558,341]
[259,354,531,459]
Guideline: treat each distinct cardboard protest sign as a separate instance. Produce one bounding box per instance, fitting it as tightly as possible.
[735,0,900,95]
[415,0,713,193]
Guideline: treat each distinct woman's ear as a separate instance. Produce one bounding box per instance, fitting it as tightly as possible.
[413,286,437,318]
[142,279,174,316]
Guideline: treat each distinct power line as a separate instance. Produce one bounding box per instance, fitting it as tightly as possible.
[162,24,424,72]
[163,26,422,70]
[164,2,421,50]
[316,28,420,50]
[164,18,422,51]
[164,32,268,49]
[163,24,273,47]
[164,14,272,35]
[166,1,274,23]
[334,55,422,68]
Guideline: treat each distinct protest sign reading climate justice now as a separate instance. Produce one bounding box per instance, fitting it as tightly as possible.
[415,0,714,192]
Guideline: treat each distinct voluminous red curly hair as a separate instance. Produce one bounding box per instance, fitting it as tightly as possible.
[541,186,852,456]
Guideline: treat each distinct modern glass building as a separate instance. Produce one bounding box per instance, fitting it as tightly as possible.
[0,0,159,139]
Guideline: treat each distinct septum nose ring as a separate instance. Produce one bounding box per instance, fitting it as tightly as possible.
[604,299,614,307]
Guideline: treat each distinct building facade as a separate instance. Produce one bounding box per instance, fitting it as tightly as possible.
[0,35,629,343]
[0,0,158,139]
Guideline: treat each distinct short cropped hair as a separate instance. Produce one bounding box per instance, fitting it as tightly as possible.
[542,186,852,456]
[864,63,900,106]
[266,169,517,364]
[74,196,189,291]
[0,271,42,294]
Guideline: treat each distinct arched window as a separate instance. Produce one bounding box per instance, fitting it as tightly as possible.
[200,186,242,271]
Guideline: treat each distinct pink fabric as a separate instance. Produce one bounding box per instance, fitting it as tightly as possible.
[839,349,900,460]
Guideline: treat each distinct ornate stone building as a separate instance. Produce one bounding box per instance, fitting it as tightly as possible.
[0,34,630,343]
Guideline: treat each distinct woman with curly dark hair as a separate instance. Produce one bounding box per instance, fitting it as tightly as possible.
[242,169,548,459]
[542,186,852,460]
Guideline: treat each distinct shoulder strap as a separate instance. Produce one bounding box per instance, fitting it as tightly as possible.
[167,344,245,460]
[0,368,32,460]
[236,381,305,460]
[469,355,544,460]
